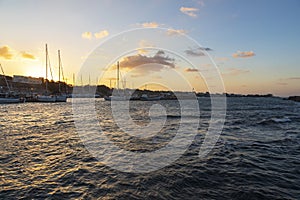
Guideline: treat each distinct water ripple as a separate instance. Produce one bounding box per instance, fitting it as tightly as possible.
[0,98,299,199]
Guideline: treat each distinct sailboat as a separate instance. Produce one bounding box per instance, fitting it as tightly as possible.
[55,50,67,102]
[0,63,22,104]
[104,61,129,101]
[37,44,56,102]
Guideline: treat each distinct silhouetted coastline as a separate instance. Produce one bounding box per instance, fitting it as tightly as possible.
[0,74,297,101]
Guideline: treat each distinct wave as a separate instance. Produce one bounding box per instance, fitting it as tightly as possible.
[257,117,291,125]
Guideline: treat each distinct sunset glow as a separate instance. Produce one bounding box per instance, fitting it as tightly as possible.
[0,0,299,96]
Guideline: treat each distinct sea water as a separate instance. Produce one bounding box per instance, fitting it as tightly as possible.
[0,97,299,199]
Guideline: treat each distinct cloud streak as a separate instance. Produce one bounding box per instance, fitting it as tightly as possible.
[166,29,188,36]
[141,22,159,28]
[82,32,92,39]
[185,47,212,57]
[185,68,199,72]
[94,30,109,39]
[232,51,255,58]
[0,46,13,60]
[82,30,109,40]
[21,52,35,60]
[138,40,154,55]
[180,7,199,17]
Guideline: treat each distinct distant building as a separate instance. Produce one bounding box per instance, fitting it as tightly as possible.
[13,75,42,85]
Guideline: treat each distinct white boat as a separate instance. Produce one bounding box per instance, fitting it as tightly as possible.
[0,64,21,104]
[37,95,56,102]
[0,96,20,104]
[37,44,57,103]
[55,94,67,102]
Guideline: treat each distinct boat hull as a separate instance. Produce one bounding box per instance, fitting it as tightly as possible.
[104,96,129,101]
[0,97,20,104]
[37,95,56,102]
[56,95,67,102]
[140,96,161,101]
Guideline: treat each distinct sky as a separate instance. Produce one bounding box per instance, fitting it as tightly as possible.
[0,0,299,96]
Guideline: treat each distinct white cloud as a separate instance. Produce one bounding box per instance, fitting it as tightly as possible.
[166,29,188,36]
[141,22,159,28]
[232,51,255,58]
[82,32,92,39]
[138,40,155,55]
[94,30,109,39]
[180,7,199,17]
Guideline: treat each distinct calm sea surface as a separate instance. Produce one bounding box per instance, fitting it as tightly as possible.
[1,97,299,199]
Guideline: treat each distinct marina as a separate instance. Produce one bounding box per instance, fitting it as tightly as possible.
[1,1,299,199]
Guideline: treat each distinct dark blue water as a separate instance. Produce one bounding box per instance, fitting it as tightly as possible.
[0,97,299,199]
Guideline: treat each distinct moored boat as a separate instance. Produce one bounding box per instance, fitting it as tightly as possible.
[37,44,57,103]
[55,50,67,102]
[0,63,23,104]
[105,61,130,101]
[55,94,67,102]
[0,97,21,104]
[37,95,56,102]
[104,95,129,101]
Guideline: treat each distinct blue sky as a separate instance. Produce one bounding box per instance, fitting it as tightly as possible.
[0,0,299,96]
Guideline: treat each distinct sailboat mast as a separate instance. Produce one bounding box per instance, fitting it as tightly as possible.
[45,44,48,92]
[88,74,91,92]
[117,61,120,90]
[73,73,75,86]
[58,50,61,93]
[0,63,11,93]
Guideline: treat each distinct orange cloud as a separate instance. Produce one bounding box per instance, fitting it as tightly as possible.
[166,29,188,36]
[0,45,13,60]
[94,30,109,39]
[232,51,255,58]
[180,7,199,17]
[21,52,35,60]
[137,40,155,55]
[142,22,159,28]
[112,51,175,76]
[82,32,92,39]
